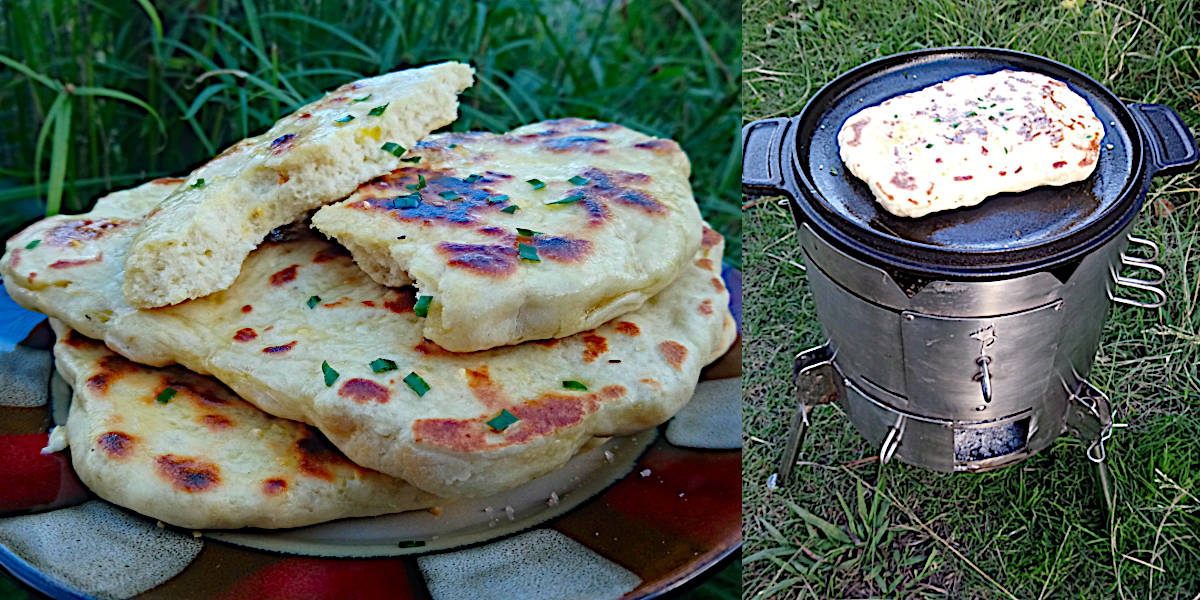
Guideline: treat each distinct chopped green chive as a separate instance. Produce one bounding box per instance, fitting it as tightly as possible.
[353,94,372,102]
[893,114,899,118]
[464,174,482,184]
[335,115,355,124]
[988,116,995,120]
[448,143,458,148]
[414,295,432,318]
[934,118,941,122]
[322,361,339,387]
[370,358,398,373]
[397,540,426,548]
[381,142,405,156]
[547,194,585,205]
[500,205,519,214]
[403,372,430,396]
[1002,126,1008,131]
[1004,147,1008,154]
[439,191,460,200]
[24,240,40,250]
[190,178,206,189]
[367,104,389,116]
[486,409,519,432]
[516,227,540,237]
[951,123,960,128]
[830,168,838,176]
[391,193,421,209]
[401,156,421,163]
[966,112,977,117]
[518,243,540,262]
[568,175,590,186]
[487,194,509,204]
[990,103,997,107]
[562,380,588,391]
[307,295,321,309]
[155,387,177,404]
[406,174,427,191]
[526,178,545,190]
[925,143,934,148]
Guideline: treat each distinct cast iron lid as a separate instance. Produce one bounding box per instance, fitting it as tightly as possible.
[743,47,1198,278]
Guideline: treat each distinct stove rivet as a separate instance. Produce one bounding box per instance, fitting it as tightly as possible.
[975,405,987,412]
[904,314,915,321]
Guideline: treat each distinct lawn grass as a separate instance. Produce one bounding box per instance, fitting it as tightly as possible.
[742,0,1200,598]
[0,0,741,262]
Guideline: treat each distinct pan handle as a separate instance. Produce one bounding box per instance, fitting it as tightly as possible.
[742,117,794,197]
[1128,103,1199,177]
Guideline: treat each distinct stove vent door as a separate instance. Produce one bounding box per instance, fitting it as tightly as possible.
[900,300,1065,421]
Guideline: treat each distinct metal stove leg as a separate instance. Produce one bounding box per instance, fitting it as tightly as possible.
[775,341,836,486]
[1065,378,1122,513]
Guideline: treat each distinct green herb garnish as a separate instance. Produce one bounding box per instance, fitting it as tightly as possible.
[487,195,508,204]
[568,175,590,186]
[391,194,421,209]
[403,372,430,396]
[988,116,995,120]
[966,112,977,117]
[406,174,427,191]
[190,178,206,189]
[448,143,458,148]
[465,174,482,184]
[516,228,540,237]
[322,361,339,387]
[830,168,838,176]
[562,380,588,391]
[368,104,389,116]
[414,295,432,318]
[951,123,960,128]
[353,94,372,102]
[370,358,398,373]
[925,143,933,148]
[24,240,40,250]
[439,191,460,200]
[397,540,426,548]
[486,409,519,432]
[526,178,545,190]
[155,387,177,404]
[401,156,421,163]
[518,243,540,262]
[500,205,519,214]
[381,142,405,156]
[307,295,321,309]
[547,194,585,205]
[934,118,941,122]
[334,115,355,124]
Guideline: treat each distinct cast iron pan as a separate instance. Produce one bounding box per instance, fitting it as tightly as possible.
[743,47,1199,278]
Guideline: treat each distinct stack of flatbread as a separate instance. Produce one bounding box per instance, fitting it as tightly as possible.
[1,62,735,529]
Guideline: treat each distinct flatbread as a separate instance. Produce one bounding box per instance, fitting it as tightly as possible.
[311,118,703,351]
[50,322,436,530]
[3,180,735,498]
[122,62,474,308]
[838,70,1103,218]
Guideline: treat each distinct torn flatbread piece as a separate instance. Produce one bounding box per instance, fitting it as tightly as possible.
[122,62,474,307]
[311,118,704,351]
[838,70,1104,218]
[3,179,735,498]
[51,323,436,530]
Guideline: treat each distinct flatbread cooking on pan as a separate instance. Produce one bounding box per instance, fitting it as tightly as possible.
[50,322,436,530]
[3,179,735,498]
[311,118,704,352]
[838,70,1104,218]
[122,62,474,308]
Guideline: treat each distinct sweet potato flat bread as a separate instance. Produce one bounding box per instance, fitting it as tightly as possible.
[311,118,703,351]
[3,180,735,498]
[123,62,474,308]
[51,323,436,530]
[838,70,1103,218]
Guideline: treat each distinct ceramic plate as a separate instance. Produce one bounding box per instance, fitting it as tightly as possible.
[0,266,741,600]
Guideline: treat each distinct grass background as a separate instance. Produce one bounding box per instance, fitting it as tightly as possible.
[742,0,1199,598]
[0,0,741,262]
[0,0,740,598]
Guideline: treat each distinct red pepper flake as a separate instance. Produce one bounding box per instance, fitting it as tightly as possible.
[999,171,1007,176]
[1015,166,1023,174]
[269,265,299,286]
[981,146,989,155]
[241,305,253,313]
[1052,161,1067,169]
[954,175,974,181]
[233,328,258,342]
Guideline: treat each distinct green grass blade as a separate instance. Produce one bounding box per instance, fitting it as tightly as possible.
[72,86,165,133]
[133,0,163,42]
[785,499,853,544]
[182,84,229,119]
[0,53,62,91]
[31,93,65,213]
[258,12,380,66]
[45,97,73,216]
